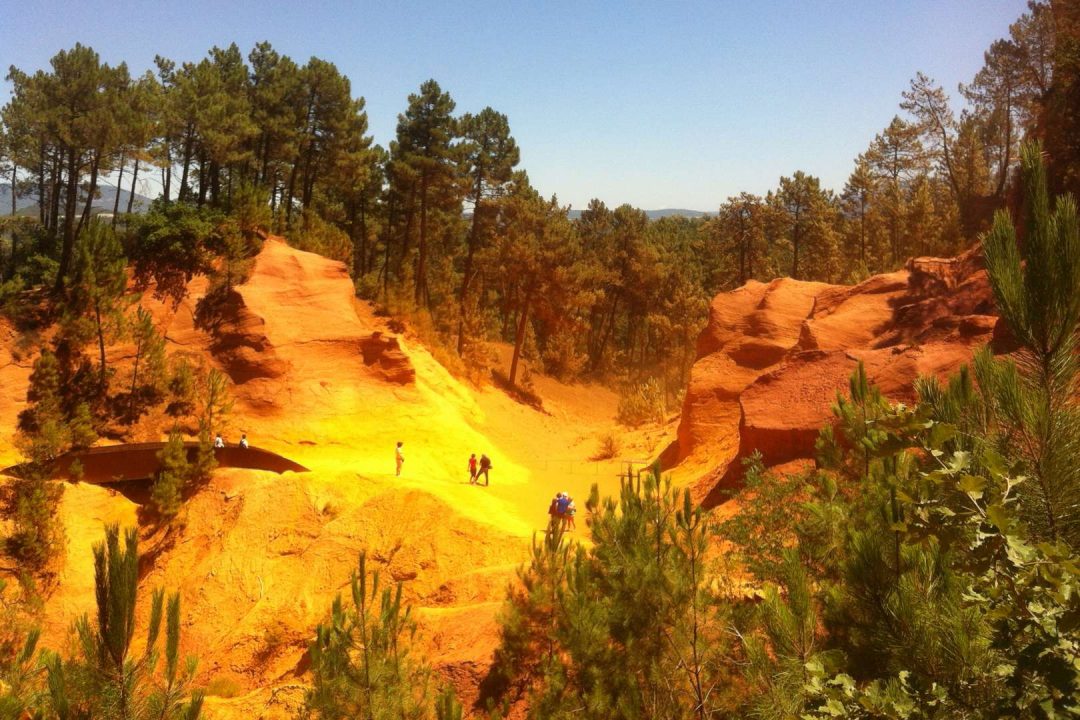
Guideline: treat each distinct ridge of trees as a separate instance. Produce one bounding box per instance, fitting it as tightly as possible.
[1,1,1074,412]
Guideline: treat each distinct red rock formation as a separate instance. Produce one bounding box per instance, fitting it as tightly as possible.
[674,246,1001,507]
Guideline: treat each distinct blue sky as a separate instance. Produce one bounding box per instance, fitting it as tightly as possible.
[1,0,1028,211]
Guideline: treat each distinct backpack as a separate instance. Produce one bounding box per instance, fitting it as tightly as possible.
[548,498,558,515]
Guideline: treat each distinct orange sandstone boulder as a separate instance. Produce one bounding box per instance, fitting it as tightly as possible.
[674,247,1002,507]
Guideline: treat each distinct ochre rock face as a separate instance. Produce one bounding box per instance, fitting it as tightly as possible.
[675,246,1000,506]
[0,316,32,465]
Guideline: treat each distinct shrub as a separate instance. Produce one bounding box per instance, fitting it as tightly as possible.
[151,429,189,520]
[616,378,665,426]
[288,212,352,270]
[590,432,619,461]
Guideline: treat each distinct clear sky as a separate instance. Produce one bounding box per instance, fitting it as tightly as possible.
[1,0,1028,211]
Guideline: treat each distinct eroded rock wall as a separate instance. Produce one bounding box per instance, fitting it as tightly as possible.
[675,247,1001,506]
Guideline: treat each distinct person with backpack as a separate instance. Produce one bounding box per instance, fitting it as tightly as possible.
[547,492,563,533]
[565,496,577,530]
[556,491,571,523]
[477,454,492,486]
[468,453,478,484]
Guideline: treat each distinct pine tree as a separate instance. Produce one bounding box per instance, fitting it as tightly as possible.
[44,524,204,719]
[10,349,75,568]
[455,107,519,355]
[64,220,129,396]
[433,688,463,720]
[128,306,168,421]
[151,429,189,520]
[979,140,1080,547]
[486,466,737,719]
[301,551,430,720]
[390,80,461,306]
[479,519,571,708]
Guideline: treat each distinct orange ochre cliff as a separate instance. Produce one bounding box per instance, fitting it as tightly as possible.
[670,246,1004,506]
[0,238,1003,718]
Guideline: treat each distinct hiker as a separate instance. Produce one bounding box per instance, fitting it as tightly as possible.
[565,496,577,530]
[214,434,225,449]
[239,434,249,449]
[477,453,492,486]
[468,453,478,484]
[395,441,405,476]
[547,492,563,531]
[556,491,571,525]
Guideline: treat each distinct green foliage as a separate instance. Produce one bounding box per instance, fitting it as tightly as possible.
[7,347,94,569]
[166,356,198,416]
[212,218,258,292]
[433,687,463,720]
[616,378,666,426]
[288,211,353,270]
[980,141,1080,547]
[40,524,204,719]
[126,306,169,421]
[480,519,570,707]
[63,220,129,395]
[130,200,220,307]
[0,620,45,718]
[191,367,230,480]
[719,451,811,578]
[6,472,65,569]
[484,466,738,719]
[301,551,430,720]
[152,429,190,520]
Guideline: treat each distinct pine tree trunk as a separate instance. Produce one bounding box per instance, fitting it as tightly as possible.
[56,147,80,293]
[415,175,429,305]
[127,157,140,214]
[178,128,194,202]
[509,292,531,387]
[129,336,142,419]
[37,149,46,224]
[210,160,221,206]
[284,158,300,226]
[457,182,484,355]
[48,151,62,233]
[197,152,208,207]
[111,152,125,226]
[162,144,172,202]
[77,150,101,239]
[96,301,108,396]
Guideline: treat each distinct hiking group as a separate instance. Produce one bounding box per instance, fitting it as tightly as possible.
[213,433,249,449]
[393,443,492,486]
[469,453,492,486]
[547,491,576,531]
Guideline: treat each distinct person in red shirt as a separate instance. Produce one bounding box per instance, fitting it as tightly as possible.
[468,453,478,484]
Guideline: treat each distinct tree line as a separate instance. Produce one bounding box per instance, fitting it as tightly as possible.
[2,1,1075,410]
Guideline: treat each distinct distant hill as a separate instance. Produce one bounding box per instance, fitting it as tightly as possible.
[566,208,709,220]
[0,183,153,217]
